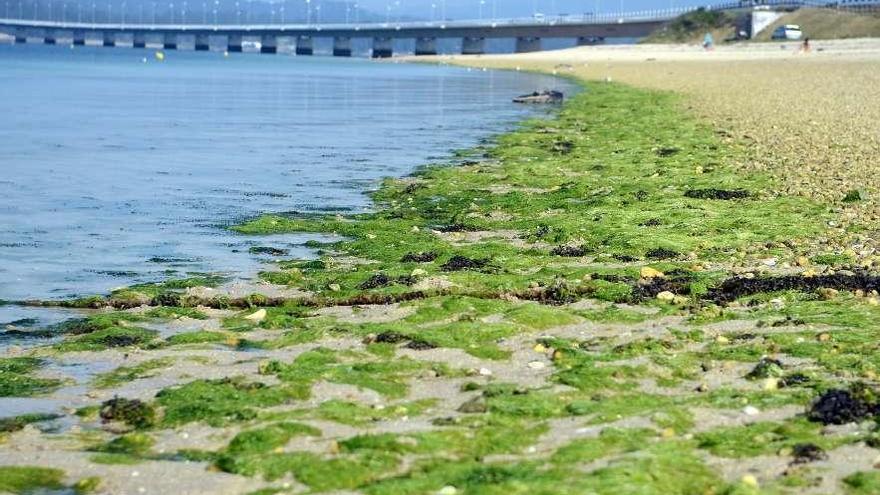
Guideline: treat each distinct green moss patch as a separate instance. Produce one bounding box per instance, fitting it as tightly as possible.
[0,357,62,397]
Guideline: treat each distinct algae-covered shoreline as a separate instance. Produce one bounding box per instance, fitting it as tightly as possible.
[4,67,880,494]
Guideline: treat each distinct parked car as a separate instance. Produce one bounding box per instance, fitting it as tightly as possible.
[771,24,803,40]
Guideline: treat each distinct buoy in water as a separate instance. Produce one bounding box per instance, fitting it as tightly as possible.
[223,50,229,57]
[142,57,147,63]
[154,51,165,61]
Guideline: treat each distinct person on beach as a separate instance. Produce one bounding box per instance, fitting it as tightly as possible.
[800,37,811,53]
[703,32,715,51]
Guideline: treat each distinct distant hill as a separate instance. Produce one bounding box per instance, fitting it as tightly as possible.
[641,9,740,44]
[754,8,880,40]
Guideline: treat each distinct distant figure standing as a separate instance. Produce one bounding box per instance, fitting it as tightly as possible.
[703,32,715,51]
[801,37,811,53]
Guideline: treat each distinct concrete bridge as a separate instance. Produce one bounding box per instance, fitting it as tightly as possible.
[0,14,675,57]
[0,1,816,57]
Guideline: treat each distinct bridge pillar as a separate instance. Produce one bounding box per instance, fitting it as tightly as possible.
[44,29,57,45]
[72,30,86,46]
[14,27,27,43]
[227,34,242,52]
[461,36,485,55]
[102,31,116,47]
[332,36,351,57]
[260,34,277,54]
[163,32,177,50]
[372,37,393,58]
[515,36,541,53]
[194,33,210,51]
[295,36,313,55]
[414,37,437,56]
[132,32,146,48]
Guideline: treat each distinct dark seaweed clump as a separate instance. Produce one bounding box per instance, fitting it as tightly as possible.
[551,138,575,154]
[634,275,694,300]
[401,251,438,263]
[684,188,750,200]
[655,147,680,157]
[436,224,478,233]
[551,245,588,257]
[359,273,418,290]
[441,256,489,272]
[613,254,638,263]
[790,443,828,464]
[405,339,437,350]
[152,292,182,307]
[807,388,878,425]
[645,247,679,260]
[360,274,393,290]
[249,246,289,256]
[100,397,156,428]
[707,272,880,304]
[369,331,436,350]
[374,331,408,344]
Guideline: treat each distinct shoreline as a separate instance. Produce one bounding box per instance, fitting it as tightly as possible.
[4,46,880,493]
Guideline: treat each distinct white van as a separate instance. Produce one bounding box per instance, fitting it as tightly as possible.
[771,24,803,40]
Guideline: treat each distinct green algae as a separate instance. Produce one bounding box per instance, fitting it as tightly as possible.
[258,347,450,399]
[0,466,100,494]
[551,427,654,464]
[314,399,437,426]
[54,325,159,352]
[844,471,880,494]
[695,418,855,458]
[89,432,156,465]
[93,358,174,388]
[156,377,302,427]
[233,84,825,307]
[0,466,66,494]
[0,357,62,397]
[166,330,230,345]
[143,306,209,320]
[0,413,62,433]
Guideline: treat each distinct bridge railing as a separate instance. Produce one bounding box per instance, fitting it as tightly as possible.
[2,0,877,34]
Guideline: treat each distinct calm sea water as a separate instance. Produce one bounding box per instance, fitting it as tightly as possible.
[0,44,572,311]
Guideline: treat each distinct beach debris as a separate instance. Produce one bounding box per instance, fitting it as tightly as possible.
[244,309,267,322]
[640,267,665,279]
[656,291,676,302]
[513,90,564,104]
[743,405,761,416]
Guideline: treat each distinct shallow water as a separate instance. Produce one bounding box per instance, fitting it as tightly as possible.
[0,44,573,307]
